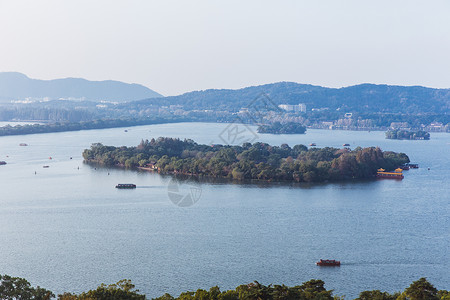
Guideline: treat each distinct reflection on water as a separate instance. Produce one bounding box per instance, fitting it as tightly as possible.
[0,123,449,298]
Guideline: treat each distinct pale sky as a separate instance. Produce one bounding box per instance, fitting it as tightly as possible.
[1,0,450,96]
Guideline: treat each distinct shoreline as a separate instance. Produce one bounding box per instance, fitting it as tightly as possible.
[86,161,391,186]
[1,119,449,137]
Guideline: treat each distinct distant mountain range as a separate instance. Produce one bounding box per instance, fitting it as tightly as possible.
[1,72,449,117]
[130,82,450,115]
[0,72,162,103]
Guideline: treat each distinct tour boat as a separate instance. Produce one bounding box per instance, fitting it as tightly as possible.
[408,163,419,169]
[19,143,28,146]
[0,161,6,165]
[343,143,350,147]
[43,165,50,168]
[115,184,137,189]
[309,143,316,146]
[376,168,404,179]
[316,259,340,266]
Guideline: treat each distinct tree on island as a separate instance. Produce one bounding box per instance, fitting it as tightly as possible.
[257,122,307,134]
[399,278,439,300]
[1,274,449,300]
[385,130,430,140]
[356,290,399,300]
[83,137,409,183]
[58,279,145,300]
[0,274,54,300]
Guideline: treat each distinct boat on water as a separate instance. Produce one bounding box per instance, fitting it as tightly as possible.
[309,143,316,146]
[115,184,137,189]
[43,165,50,168]
[316,259,340,266]
[0,161,6,165]
[19,143,28,146]
[343,143,350,147]
[376,168,404,179]
[407,163,419,169]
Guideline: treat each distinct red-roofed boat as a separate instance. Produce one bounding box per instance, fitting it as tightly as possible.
[316,259,340,266]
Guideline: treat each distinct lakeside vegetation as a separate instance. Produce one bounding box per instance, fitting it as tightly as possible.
[1,82,449,134]
[0,117,188,136]
[257,122,306,134]
[83,137,409,183]
[385,130,430,140]
[1,275,448,300]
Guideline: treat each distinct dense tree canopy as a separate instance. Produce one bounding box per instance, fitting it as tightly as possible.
[257,122,306,134]
[385,130,430,140]
[83,137,410,183]
[355,290,399,300]
[0,274,54,300]
[58,280,145,300]
[402,278,439,300]
[1,275,448,300]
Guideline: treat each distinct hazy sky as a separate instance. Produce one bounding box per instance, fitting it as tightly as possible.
[1,0,450,96]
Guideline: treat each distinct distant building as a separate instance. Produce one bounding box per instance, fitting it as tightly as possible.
[390,122,410,129]
[426,122,447,132]
[429,122,443,129]
[322,121,334,129]
[278,103,306,113]
[238,107,249,114]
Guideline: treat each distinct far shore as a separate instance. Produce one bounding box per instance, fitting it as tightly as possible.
[2,119,446,138]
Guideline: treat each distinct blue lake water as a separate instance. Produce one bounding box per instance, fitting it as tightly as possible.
[0,122,449,298]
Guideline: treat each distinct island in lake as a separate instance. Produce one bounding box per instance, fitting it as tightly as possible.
[385,129,430,140]
[83,137,409,183]
[257,122,306,134]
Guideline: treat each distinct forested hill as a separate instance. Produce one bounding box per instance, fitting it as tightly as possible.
[0,72,162,103]
[127,82,450,114]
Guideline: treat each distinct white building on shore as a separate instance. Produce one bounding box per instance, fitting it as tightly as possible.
[278,103,306,113]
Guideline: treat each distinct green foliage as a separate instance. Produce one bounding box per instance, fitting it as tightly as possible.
[437,290,450,300]
[83,138,410,183]
[58,279,146,300]
[404,278,438,300]
[385,130,430,140]
[0,274,55,300]
[257,122,306,134]
[0,117,188,137]
[0,275,448,300]
[153,293,175,300]
[127,82,450,116]
[2,81,449,130]
[355,290,399,300]
[153,279,335,300]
